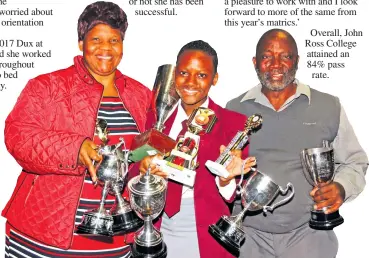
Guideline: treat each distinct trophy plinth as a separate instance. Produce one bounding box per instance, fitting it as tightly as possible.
[130,128,176,162]
[131,230,167,258]
[209,215,245,257]
[206,114,262,178]
[130,64,179,162]
[76,182,114,236]
[111,209,143,234]
[301,141,344,230]
[209,169,294,254]
[128,168,167,258]
[309,210,344,230]
[76,210,114,236]
[131,242,167,258]
[109,184,143,235]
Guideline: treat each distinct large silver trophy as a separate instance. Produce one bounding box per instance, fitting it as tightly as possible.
[76,120,142,236]
[301,141,344,230]
[130,64,180,162]
[209,167,295,256]
[128,168,168,258]
[205,114,262,178]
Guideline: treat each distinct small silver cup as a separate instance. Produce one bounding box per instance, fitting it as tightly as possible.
[301,141,344,230]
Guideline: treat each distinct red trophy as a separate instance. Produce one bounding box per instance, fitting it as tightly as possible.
[154,107,217,187]
[130,64,180,162]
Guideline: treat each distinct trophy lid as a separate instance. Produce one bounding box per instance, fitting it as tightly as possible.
[128,168,167,196]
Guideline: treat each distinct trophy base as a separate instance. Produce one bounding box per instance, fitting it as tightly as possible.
[309,210,344,230]
[208,216,245,257]
[76,212,114,236]
[112,210,144,235]
[154,159,196,187]
[131,241,167,258]
[205,160,230,178]
[130,129,176,162]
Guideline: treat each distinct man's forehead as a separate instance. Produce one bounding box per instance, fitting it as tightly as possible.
[258,34,296,54]
[274,31,289,39]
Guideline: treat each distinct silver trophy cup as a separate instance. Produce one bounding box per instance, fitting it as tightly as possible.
[77,120,142,236]
[128,168,168,258]
[130,64,180,162]
[209,167,294,256]
[152,64,180,131]
[301,141,344,230]
[76,119,114,236]
[205,114,262,178]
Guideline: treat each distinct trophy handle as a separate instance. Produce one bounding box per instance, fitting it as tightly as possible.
[175,138,184,149]
[301,150,315,186]
[191,146,199,159]
[236,158,249,196]
[262,182,295,213]
[190,146,200,170]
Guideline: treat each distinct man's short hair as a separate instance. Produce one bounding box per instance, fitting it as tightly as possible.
[77,1,128,41]
[176,40,218,74]
[256,29,298,57]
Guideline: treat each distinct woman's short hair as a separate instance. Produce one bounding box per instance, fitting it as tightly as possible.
[78,1,128,41]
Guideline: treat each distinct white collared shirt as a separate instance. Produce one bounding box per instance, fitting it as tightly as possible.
[240,79,311,112]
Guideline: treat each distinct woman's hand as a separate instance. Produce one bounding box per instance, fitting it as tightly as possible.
[78,139,102,182]
[139,154,168,178]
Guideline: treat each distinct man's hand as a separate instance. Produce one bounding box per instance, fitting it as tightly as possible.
[310,182,346,214]
[78,139,102,183]
[139,154,168,178]
[218,145,256,187]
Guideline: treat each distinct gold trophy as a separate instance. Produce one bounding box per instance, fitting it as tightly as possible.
[205,114,262,178]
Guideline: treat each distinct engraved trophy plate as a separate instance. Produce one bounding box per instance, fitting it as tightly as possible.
[128,168,168,258]
[130,64,179,162]
[205,114,262,178]
[301,141,344,230]
[154,107,217,187]
[209,167,294,256]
